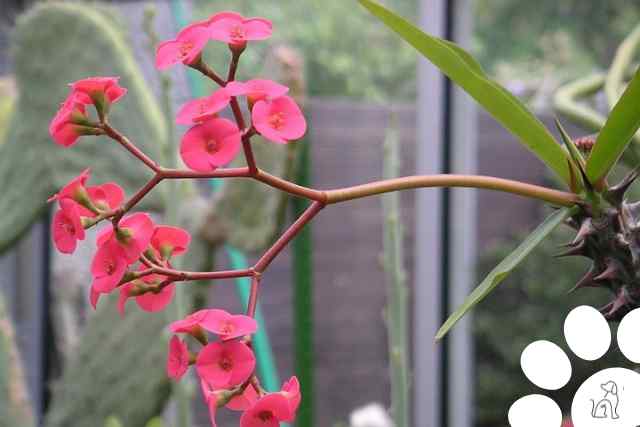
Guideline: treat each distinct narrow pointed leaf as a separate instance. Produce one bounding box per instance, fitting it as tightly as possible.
[358,0,570,184]
[436,207,572,340]
[587,68,640,183]
[555,119,587,192]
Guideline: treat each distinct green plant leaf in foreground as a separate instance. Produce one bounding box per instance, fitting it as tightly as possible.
[358,0,571,184]
[587,68,640,184]
[436,207,572,340]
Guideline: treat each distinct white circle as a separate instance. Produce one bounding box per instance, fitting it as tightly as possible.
[571,367,640,427]
[520,340,572,390]
[508,394,562,427]
[564,305,611,361]
[617,308,640,363]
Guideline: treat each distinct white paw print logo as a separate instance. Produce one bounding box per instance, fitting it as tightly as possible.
[508,305,640,427]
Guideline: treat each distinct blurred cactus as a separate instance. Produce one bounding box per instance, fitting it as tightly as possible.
[554,22,640,168]
[0,77,15,145]
[0,295,34,427]
[0,2,168,254]
[104,415,165,427]
[381,116,409,427]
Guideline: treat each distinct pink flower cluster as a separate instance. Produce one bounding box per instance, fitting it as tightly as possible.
[157,11,306,171]
[49,77,127,147]
[47,10,304,427]
[167,309,300,426]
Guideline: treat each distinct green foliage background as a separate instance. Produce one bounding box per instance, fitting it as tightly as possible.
[193,0,418,101]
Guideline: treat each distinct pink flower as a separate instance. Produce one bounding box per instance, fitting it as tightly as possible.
[169,309,256,340]
[252,96,306,144]
[225,79,289,104]
[89,284,101,310]
[48,168,91,204]
[52,198,85,254]
[201,380,222,427]
[156,24,210,70]
[71,76,127,106]
[97,213,155,263]
[180,118,241,172]
[176,89,231,125]
[226,384,259,411]
[208,12,272,47]
[240,393,292,427]
[151,225,192,259]
[49,93,91,147]
[118,272,175,315]
[90,240,128,293]
[77,182,125,217]
[280,377,301,417]
[167,336,190,381]
[170,309,211,335]
[196,341,256,389]
[201,309,258,340]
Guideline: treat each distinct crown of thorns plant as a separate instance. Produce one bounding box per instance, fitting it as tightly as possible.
[46,3,640,427]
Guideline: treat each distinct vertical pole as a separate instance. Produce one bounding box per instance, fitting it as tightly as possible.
[448,1,476,427]
[415,1,446,427]
[292,136,314,427]
[16,219,46,424]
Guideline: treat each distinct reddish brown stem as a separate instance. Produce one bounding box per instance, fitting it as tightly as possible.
[102,122,160,172]
[246,275,261,318]
[188,60,226,86]
[159,167,251,179]
[254,201,324,272]
[152,266,255,282]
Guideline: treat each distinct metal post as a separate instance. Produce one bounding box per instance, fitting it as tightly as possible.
[414,1,446,426]
[448,1,476,427]
[416,1,475,426]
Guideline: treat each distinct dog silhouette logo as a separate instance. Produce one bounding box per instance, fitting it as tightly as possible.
[590,380,620,419]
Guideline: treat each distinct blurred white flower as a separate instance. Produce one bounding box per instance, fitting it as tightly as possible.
[349,402,394,427]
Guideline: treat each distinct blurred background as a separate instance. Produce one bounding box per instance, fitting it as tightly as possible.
[0,0,639,426]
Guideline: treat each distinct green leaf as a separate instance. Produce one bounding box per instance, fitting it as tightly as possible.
[358,0,570,183]
[436,207,572,340]
[587,68,640,183]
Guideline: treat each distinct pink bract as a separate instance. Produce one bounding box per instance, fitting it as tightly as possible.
[196,341,256,389]
[240,393,292,427]
[200,380,221,427]
[78,182,125,217]
[71,76,127,106]
[90,240,128,293]
[118,276,175,316]
[49,93,89,147]
[170,309,211,335]
[201,309,258,340]
[167,336,190,381]
[252,96,306,144]
[52,198,85,254]
[280,376,301,417]
[151,225,192,258]
[96,212,155,263]
[156,24,210,70]
[180,117,242,172]
[176,89,231,125]
[48,168,91,204]
[225,79,289,104]
[226,384,259,411]
[208,12,272,46]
